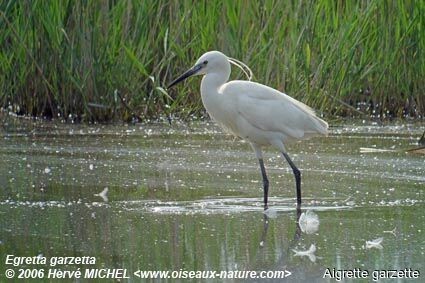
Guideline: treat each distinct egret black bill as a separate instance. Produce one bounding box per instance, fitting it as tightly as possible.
[167,63,203,89]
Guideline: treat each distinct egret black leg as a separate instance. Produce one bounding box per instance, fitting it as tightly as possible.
[258,158,269,209]
[282,152,301,207]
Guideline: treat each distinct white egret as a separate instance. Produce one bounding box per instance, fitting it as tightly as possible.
[168,51,328,208]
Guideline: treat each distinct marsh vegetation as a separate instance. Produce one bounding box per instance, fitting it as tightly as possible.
[1,1,424,121]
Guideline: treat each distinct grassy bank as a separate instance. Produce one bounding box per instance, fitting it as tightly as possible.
[0,0,424,122]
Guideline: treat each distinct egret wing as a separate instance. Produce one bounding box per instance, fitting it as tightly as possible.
[222,81,328,140]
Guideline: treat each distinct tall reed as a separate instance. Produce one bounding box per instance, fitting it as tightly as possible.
[0,0,423,121]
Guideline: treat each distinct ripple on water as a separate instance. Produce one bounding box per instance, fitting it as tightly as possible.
[114,197,353,215]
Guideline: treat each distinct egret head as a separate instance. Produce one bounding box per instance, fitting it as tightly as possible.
[167,51,229,89]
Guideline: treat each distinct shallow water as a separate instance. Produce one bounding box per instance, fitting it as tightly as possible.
[0,118,424,282]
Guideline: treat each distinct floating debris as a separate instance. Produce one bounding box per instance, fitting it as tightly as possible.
[360,147,397,153]
[299,210,320,234]
[383,227,397,237]
[94,187,108,202]
[293,244,317,262]
[365,237,383,249]
[406,146,425,155]
[343,195,356,206]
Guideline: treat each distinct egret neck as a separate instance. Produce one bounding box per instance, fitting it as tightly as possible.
[200,66,230,119]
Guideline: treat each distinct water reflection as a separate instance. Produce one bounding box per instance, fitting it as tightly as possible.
[248,208,325,282]
[260,207,307,250]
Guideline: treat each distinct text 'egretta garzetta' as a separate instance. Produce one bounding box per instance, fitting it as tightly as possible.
[168,51,328,208]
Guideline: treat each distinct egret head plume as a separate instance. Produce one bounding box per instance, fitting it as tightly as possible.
[227,57,253,81]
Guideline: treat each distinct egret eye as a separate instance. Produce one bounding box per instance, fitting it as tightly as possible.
[203,60,208,65]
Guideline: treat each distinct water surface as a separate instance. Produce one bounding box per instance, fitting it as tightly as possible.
[0,117,423,282]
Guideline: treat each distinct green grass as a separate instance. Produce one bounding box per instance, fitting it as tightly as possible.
[0,0,424,122]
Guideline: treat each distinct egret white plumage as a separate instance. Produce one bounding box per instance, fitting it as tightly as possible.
[168,51,328,208]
